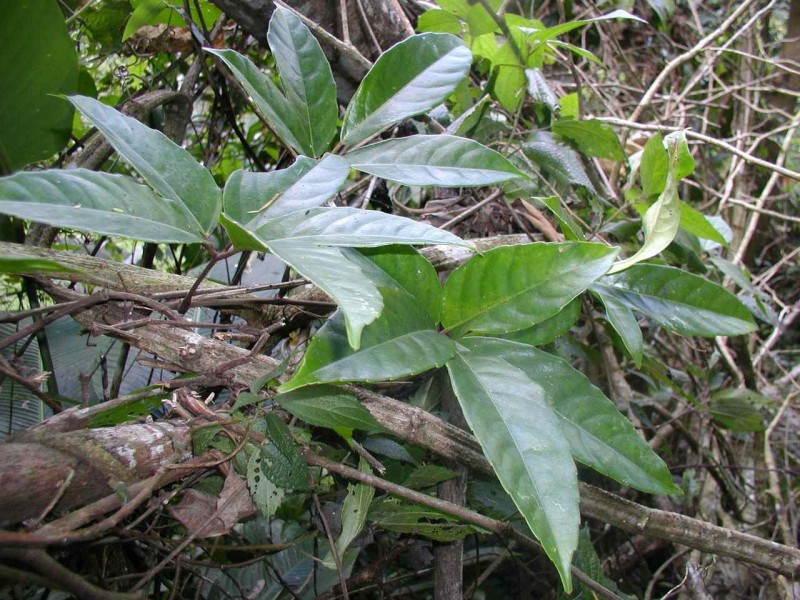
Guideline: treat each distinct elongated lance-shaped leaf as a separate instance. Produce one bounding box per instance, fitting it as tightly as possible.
[592,288,644,366]
[266,243,382,349]
[256,206,470,249]
[0,169,206,243]
[469,337,680,495]
[341,33,472,145]
[592,264,757,337]
[281,268,455,390]
[447,342,578,591]
[608,131,693,274]
[223,154,349,225]
[268,6,338,157]
[204,48,307,156]
[344,135,524,187]
[500,298,580,347]
[323,458,374,568]
[441,242,618,337]
[68,96,220,235]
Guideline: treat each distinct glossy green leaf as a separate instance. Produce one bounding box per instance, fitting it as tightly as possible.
[344,135,523,187]
[370,500,476,542]
[222,154,349,225]
[499,297,580,346]
[0,256,78,275]
[0,0,78,172]
[256,207,470,249]
[593,289,643,366]
[609,131,692,274]
[204,48,307,156]
[0,169,206,243]
[360,246,442,323]
[275,385,382,431]
[267,244,383,349]
[679,201,728,246]
[522,132,596,194]
[552,119,625,161]
[592,264,757,337]
[441,242,618,337]
[447,342,578,590]
[341,33,472,144]
[470,337,679,495]
[69,96,220,234]
[708,389,769,432]
[281,280,455,390]
[268,6,338,157]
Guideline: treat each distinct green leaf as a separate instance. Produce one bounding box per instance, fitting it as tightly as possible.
[471,337,679,495]
[274,385,382,431]
[370,500,476,542]
[204,48,308,156]
[526,68,558,112]
[0,0,78,172]
[222,154,349,224]
[247,451,285,517]
[499,297,580,346]
[552,119,625,161]
[679,201,728,246]
[0,256,78,275]
[324,459,374,568]
[281,278,455,390]
[267,244,383,349]
[441,242,618,337]
[446,342,577,590]
[341,33,472,144]
[360,246,442,323]
[417,9,464,34]
[267,6,338,157]
[256,207,469,249]
[593,288,644,367]
[261,414,309,491]
[68,96,221,234]
[402,464,458,489]
[0,169,206,243]
[522,132,596,194]
[592,264,757,337]
[640,132,668,196]
[708,389,769,432]
[609,131,692,274]
[344,135,524,187]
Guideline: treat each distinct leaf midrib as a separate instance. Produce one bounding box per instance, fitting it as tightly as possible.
[452,353,560,546]
[447,252,602,333]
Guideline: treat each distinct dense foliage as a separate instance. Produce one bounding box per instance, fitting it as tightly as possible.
[0,0,797,598]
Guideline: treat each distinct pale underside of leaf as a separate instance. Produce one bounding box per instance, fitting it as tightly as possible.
[345,135,523,187]
[266,242,383,349]
[68,95,219,235]
[0,169,203,244]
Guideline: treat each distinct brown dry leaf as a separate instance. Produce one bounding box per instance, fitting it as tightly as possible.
[168,471,255,538]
